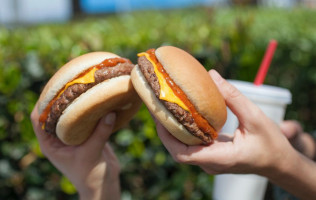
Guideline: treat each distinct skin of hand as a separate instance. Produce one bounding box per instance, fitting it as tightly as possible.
[31,102,120,200]
[155,69,295,174]
[155,69,316,199]
[280,120,316,160]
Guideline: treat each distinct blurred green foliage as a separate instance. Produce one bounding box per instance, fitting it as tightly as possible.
[1,7,316,199]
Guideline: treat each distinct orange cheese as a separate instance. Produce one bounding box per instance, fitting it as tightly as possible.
[56,67,98,98]
[138,52,189,111]
[40,67,98,130]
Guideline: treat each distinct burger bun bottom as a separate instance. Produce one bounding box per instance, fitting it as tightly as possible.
[56,75,142,145]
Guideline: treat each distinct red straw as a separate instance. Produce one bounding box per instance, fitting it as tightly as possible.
[254,39,278,86]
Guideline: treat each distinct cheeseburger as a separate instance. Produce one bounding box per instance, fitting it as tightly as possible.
[38,52,142,145]
[131,46,227,145]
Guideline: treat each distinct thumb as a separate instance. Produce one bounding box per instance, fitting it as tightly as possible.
[83,112,116,151]
[209,70,265,128]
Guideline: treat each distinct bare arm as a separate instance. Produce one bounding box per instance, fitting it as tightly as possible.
[31,103,121,200]
[264,150,316,200]
[280,120,316,160]
[155,70,316,199]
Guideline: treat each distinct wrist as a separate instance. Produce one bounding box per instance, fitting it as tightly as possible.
[262,149,316,200]
[77,166,121,200]
[258,142,298,180]
[78,178,120,200]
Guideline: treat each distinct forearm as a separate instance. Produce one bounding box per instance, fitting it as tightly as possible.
[264,149,316,200]
[78,164,121,200]
[103,177,121,200]
[79,178,120,200]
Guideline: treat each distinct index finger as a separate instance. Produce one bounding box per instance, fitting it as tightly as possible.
[155,119,205,164]
[209,70,266,129]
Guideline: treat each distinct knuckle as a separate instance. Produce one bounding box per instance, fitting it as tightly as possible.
[173,154,192,164]
[30,110,36,122]
[226,83,241,100]
[251,107,264,120]
[249,108,270,128]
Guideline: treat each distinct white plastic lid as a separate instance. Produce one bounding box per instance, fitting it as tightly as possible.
[228,80,292,105]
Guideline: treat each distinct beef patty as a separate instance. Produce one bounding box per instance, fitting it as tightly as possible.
[137,56,212,143]
[44,62,134,134]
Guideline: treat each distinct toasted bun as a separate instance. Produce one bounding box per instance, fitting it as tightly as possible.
[131,46,227,145]
[38,52,119,114]
[38,52,142,145]
[57,75,141,145]
[131,65,202,145]
[155,46,227,131]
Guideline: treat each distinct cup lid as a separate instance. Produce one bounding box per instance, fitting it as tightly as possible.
[227,80,292,105]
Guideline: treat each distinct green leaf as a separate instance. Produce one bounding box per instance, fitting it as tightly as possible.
[60,176,76,195]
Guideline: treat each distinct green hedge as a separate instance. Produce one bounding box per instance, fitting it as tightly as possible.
[1,7,316,200]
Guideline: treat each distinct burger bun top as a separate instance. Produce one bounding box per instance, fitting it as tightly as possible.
[155,46,227,132]
[38,52,120,114]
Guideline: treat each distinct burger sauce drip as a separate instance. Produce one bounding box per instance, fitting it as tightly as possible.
[39,57,132,126]
[146,49,217,140]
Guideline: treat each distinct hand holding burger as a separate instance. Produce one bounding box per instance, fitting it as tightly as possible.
[31,106,120,200]
[155,69,316,200]
[38,52,142,145]
[31,51,144,199]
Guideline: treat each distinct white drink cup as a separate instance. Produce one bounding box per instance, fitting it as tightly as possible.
[213,80,292,200]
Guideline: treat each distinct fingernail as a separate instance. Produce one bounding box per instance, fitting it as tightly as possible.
[104,112,116,125]
[210,69,223,83]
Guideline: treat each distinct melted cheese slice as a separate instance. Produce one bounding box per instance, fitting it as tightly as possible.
[138,53,189,111]
[57,67,98,98]
[41,67,98,130]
